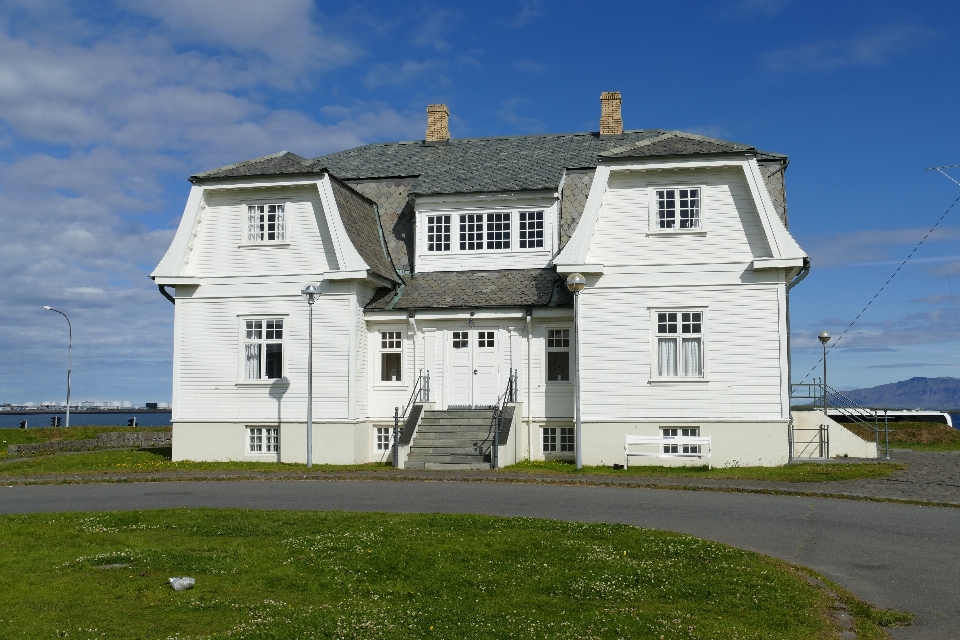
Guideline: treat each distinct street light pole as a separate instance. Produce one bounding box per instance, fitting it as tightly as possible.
[301,284,321,468]
[43,306,71,428]
[565,273,586,470]
[818,331,831,416]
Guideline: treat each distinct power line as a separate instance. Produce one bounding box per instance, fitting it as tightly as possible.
[797,192,960,384]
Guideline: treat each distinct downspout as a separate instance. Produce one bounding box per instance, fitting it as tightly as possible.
[526,307,533,460]
[158,284,175,305]
[784,257,810,462]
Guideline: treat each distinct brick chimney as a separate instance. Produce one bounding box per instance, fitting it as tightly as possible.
[599,91,623,138]
[425,104,450,143]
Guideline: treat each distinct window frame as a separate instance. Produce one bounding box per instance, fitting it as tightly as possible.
[419,207,554,255]
[374,327,407,388]
[542,426,575,455]
[374,426,393,452]
[237,315,288,384]
[247,426,280,455]
[649,308,709,382]
[241,202,290,246]
[660,427,702,454]
[647,186,707,235]
[545,326,572,385]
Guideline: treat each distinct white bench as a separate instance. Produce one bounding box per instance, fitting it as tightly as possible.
[624,435,712,469]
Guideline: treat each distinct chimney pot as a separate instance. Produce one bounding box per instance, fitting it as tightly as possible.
[425,104,450,143]
[599,91,623,138]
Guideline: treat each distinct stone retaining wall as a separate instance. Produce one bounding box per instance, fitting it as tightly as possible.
[8,431,172,456]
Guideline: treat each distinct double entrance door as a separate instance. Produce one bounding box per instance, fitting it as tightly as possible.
[447,329,500,408]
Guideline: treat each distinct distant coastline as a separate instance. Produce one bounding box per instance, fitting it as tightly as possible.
[1,408,171,416]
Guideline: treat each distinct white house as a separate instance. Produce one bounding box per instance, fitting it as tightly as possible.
[152,92,851,468]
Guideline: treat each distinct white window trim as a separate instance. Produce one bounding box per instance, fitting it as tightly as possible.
[373,327,408,389]
[648,307,709,382]
[236,314,289,385]
[373,426,394,452]
[418,206,555,256]
[544,325,573,385]
[646,186,706,235]
[541,425,576,455]
[247,426,280,455]
[239,201,290,246]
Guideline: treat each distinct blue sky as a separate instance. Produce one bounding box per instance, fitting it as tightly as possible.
[1,0,959,404]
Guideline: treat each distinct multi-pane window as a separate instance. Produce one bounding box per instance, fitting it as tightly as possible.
[380,331,402,382]
[519,211,544,248]
[656,312,703,378]
[543,427,575,453]
[661,427,701,454]
[656,188,700,230]
[375,427,392,451]
[247,204,285,242]
[427,215,451,252]
[459,214,484,250]
[477,331,495,348]
[244,319,283,379]
[546,329,570,382]
[248,427,279,453]
[452,331,469,349]
[485,213,510,250]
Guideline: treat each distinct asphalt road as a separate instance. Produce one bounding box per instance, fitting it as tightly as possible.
[2,480,957,639]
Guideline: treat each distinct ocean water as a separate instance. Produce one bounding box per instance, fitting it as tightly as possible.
[0,412,172,429]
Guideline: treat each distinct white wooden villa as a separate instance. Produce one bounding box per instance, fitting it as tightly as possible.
[152,92,857,469]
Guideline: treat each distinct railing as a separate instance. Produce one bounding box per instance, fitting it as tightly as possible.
[791,381,891,459]
[393,370,430,467]
[490,369,518,470]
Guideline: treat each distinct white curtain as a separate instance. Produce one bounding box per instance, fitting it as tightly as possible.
[682,338,702,377]
[245,343,261,379]
[247,208,261,242]
[275,210,285,241]
[658,338,677,377]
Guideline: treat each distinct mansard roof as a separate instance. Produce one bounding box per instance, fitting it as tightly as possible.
[190,130,785,195]
[366,268,573,310]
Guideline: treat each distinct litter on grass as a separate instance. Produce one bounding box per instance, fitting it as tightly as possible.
[168,577,196,591]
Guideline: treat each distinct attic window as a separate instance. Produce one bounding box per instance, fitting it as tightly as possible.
[656,189,699,230]
[248,204,285,242]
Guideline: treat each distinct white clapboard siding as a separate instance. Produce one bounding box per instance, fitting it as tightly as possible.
[186,185,338,278]
[577,285,783,420]
[587,168,771,268]
[176,295,352,422]
[365,323,414,420]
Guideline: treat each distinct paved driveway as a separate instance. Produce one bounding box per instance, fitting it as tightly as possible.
[2,480,957,639]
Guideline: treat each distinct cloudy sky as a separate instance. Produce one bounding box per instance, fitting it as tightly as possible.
[1,0,959,404]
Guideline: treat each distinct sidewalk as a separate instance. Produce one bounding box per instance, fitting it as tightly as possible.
[3,449,958,506]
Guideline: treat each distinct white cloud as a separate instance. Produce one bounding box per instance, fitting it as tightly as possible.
[508,0,544,28]
[798,225,960,269]
[363,60,444,89]
[512,59,543,73]
[763,23,939,72]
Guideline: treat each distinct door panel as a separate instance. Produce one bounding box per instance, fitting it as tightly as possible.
[445,329,500,408]
[448,331,473,407]
[474,330,499,408]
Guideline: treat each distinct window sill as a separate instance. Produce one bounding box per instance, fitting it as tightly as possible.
[236,378,289,387]
[237,242,291,248]
[648,377,710,384]
[373,383,409,390]
[546,380,572,385]
[646,230,707,237]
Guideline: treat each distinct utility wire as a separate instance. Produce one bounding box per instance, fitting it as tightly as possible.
[797,192,960,385]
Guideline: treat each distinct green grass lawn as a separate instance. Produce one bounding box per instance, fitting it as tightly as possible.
[0,426,172,459]
[505,459,906,482]
[845,421,960,452]
[0,509,908,639]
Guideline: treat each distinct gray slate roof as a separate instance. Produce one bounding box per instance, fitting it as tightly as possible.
[366,269,573,310]
[328,177,400,283]
[190,130,785,195]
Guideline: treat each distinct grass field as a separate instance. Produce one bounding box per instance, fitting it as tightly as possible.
[0,509,909,639]
[0,446,907,483]
[0,426,172,459]
[845,421,960,451]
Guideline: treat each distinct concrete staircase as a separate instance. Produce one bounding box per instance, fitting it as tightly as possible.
[405,409,495,470]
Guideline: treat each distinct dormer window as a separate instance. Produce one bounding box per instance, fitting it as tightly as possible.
[426,215,451,252]
[519,211,544,248]
[656,188,699,230]
[460,214,484,251]
[247,204,285,242]
[419,207,554,257]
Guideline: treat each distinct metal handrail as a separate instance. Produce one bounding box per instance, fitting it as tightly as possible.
[490,369,518,470]
[791,381,891,459]
[393,370,430,467]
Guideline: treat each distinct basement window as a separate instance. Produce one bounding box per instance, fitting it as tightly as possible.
[661,427,700,454]
[375,427,392,451]
[248,427,279,454]
[543,427,575,453]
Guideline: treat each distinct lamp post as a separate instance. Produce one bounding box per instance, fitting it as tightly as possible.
[43,306,71,428]
[818,331,831,415]
[565,273,586,469]
[301,284,321,468]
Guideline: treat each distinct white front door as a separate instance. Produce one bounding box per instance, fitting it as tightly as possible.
[447,329,500,408]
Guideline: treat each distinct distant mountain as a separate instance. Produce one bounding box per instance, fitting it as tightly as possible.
[841,377,960,410]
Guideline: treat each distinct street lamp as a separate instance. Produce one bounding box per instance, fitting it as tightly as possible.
[818,331,831,415]
[43,306,72,428]
[565,273,586,469]
[301,284,321,468]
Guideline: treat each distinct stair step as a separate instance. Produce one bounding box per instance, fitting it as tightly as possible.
[410,446,488,455]
[415,429,490,438]
[405,461,490,471]
[406,454,488,464]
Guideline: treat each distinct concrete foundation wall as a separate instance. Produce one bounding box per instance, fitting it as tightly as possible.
[792,411,878,459]
[173,422,374,464]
